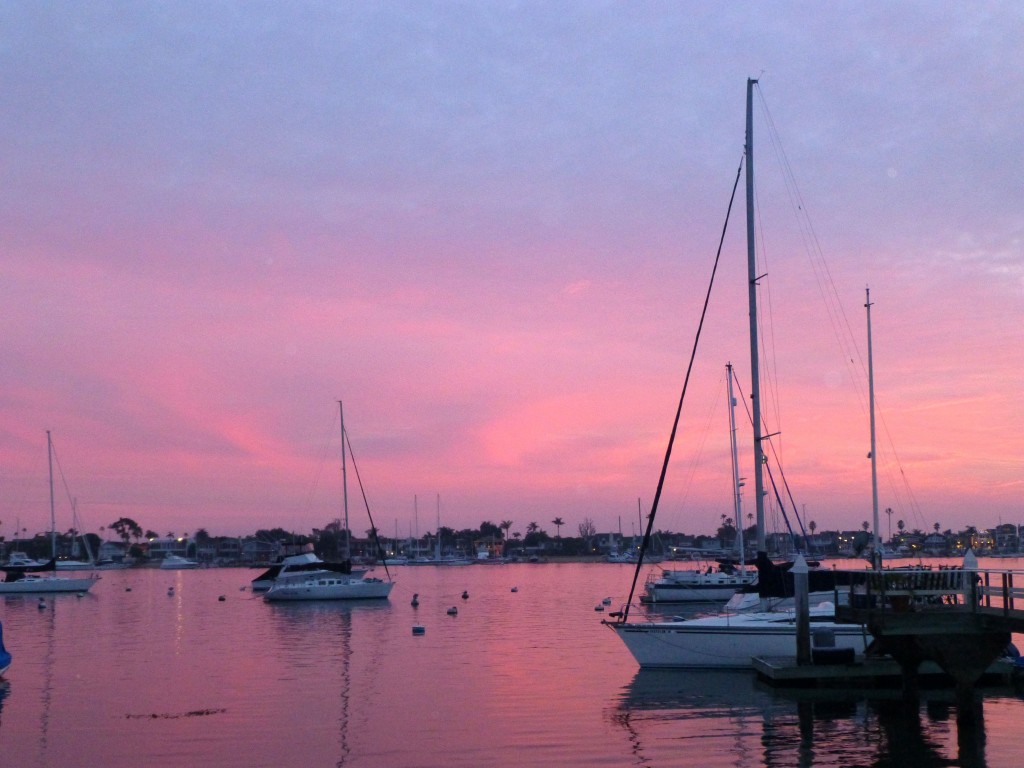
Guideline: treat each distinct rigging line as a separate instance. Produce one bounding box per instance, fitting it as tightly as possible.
[342,428,391,582]
[756,89,927,531]
[618,154,745,622]
[758,88,855,373]
[751,86,788,469]
[731,371,809,546]
[48,438,77,525]
[665,373,726,531]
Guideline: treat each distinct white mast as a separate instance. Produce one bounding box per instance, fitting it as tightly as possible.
[745,78,767,555]
[339,400,350,561]
[47,430,56,560]
[866,288,881,565]
[727,363,745,571]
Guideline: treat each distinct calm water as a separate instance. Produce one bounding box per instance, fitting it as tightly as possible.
[1,561,1024,767]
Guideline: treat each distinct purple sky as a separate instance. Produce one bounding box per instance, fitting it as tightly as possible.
[1,2,1021,542]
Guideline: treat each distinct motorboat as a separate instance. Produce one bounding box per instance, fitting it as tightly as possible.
[641,561,757,604]
[160,554,200,570]
[251,550,367,593]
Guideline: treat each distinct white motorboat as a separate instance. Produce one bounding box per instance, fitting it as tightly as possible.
[159,554,199,570]
[642,563,756,604]
[251,550,367,592]
[0,432,100,595]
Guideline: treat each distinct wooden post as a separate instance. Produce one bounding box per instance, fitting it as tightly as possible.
[793,554,810,665]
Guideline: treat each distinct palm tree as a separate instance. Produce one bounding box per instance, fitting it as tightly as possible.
[551,517,564,539]
[500,520,513,540]
[526,522,539,535]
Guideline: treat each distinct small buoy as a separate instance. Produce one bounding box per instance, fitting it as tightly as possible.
[461,590,469,600]
[167,587,174,596]
[412,624,426,635]
[511,586,518,593]
[77,592,85,598]
[411,593,419,608]
[38,598,46,610]
[594,605,604,612]
[125,587,132,592]
[447,606,458,616]
[218,595,226,602]
[602,597,612,606]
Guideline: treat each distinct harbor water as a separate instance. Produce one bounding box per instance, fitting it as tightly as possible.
[2,561,1024,767]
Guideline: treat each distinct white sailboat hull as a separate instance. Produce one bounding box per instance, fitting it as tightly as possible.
[609,607,868,669]
[0,574,100,594]
[263,577,394,601]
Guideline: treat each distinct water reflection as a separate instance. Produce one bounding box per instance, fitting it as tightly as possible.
[0,679,9,727]
[264,600,393,767]
[614,669,994,768]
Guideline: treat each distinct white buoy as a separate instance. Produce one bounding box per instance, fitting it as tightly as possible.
[37,598,46,610]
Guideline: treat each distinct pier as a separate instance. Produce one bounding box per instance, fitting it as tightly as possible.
[832,553,1024,696]
[757,552,1024,723]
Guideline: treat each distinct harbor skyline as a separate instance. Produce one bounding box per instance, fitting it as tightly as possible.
[1,3,1021,538]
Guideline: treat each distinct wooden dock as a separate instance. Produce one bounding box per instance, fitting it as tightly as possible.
[752,654,1018,689]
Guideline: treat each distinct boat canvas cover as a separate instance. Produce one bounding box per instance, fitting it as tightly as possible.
[2,558,58,582]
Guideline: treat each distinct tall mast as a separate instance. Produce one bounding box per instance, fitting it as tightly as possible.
[339,400,350,561]
[47,430,56,559]
[745,77,766,555]
[866,288,881,564]
[727,363,745,571]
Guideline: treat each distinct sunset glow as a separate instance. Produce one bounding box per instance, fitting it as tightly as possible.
[1,3,1021,541]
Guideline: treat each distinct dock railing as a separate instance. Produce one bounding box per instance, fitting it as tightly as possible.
[835,564,1024,627]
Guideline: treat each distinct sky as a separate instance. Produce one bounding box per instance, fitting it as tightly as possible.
[1,1,1021,542]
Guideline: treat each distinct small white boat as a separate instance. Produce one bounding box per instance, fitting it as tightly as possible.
[264,575,393,601]
[642,563,757,604]
[0,560,99,594]
[160,554,199,570]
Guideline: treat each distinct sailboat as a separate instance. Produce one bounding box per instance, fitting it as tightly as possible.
[264,401,394,601]
[56,500,129,570]
[641,364,757,603]
[0,432,100,594]
[606,79,868,667]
